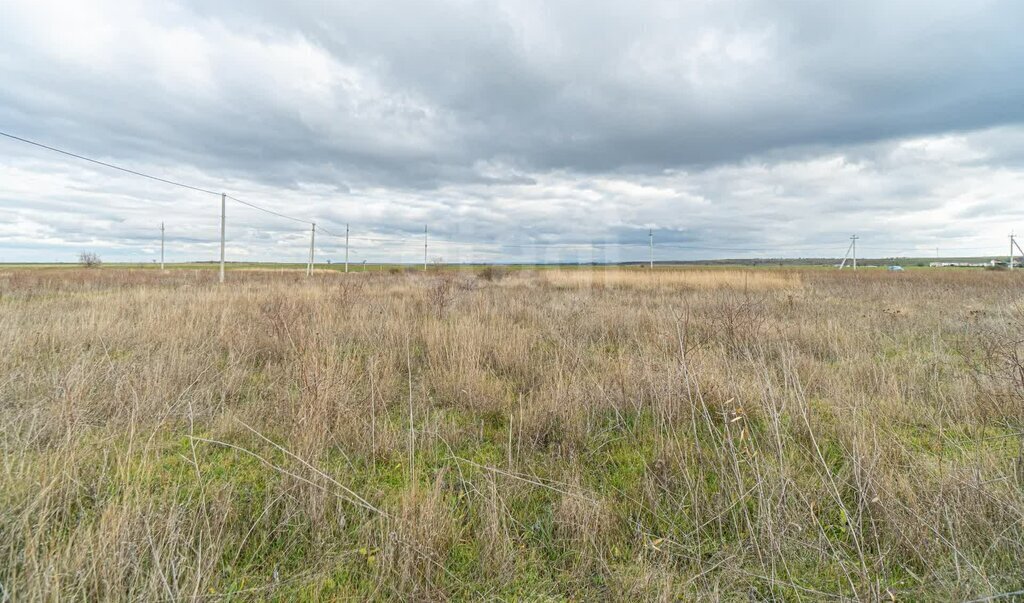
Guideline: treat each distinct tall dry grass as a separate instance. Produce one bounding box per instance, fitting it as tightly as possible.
[539,267,800,290]
[1,267,1023,600]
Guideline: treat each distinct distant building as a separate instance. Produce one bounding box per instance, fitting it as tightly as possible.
[929,261,989,268]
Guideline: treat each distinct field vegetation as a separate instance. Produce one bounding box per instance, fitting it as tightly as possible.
[1,267,1023,600]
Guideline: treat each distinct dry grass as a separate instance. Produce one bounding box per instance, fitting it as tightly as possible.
[1,267,1023,600]
[540,267,801,290]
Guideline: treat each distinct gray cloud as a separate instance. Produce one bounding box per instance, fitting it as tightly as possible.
[1,0,1024,263]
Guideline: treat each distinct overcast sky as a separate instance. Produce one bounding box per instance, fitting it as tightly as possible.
[2,0,1024,263]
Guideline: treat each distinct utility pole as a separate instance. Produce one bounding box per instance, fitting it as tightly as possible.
[838,237,852,269]
[219,193,226,284]
[345,223,350,273]
[1011,233,1024,270]
[307,223,316,276]
[424,225,428,271]
[649,229,654,270]
[851,235,859,271]
[1007,232,1015,270]
[160,222,165,271]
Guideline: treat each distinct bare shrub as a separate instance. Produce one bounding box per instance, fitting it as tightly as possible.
[959,302,1024,421]
[478,265,508,282]
[427,273,458,318]
[78,251,102,267]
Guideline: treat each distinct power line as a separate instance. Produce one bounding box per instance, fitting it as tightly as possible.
[315,230,848,251]
[308,235,917,254]
[0,130,315,227]
[860,245,1005,253]
[318,236,1018,254]
[0,130,221,196]
[224,195,311,225]
[5,131,1020,264]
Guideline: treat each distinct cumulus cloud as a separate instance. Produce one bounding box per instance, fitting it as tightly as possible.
[0,0,1023,262]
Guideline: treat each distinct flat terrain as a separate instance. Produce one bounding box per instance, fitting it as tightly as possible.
[1,267,1023,600]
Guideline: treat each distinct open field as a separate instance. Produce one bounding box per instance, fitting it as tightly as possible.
[0,257,1011,272]
[2,267,1024,600]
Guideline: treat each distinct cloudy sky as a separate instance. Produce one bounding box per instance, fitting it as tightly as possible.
[2,0,1024,263]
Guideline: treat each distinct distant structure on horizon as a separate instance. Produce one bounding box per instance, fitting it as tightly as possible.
[929,260,1018,268]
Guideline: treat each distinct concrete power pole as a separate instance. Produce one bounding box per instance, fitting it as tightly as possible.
[649,229,654,270]
[838,234,859,270]
[160,222,165,271]
[219,193,226,284]
[345,223,349,273]
[424,225,428,271]
[1012,233,1024,270]
[307,223,316,276]
[1010,233,1016,271]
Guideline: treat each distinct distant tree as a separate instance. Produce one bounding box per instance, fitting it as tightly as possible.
[79,252,102,268]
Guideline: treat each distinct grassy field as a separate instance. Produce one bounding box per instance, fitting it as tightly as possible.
[1,267,1023,600]
[1,257,1006,271]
